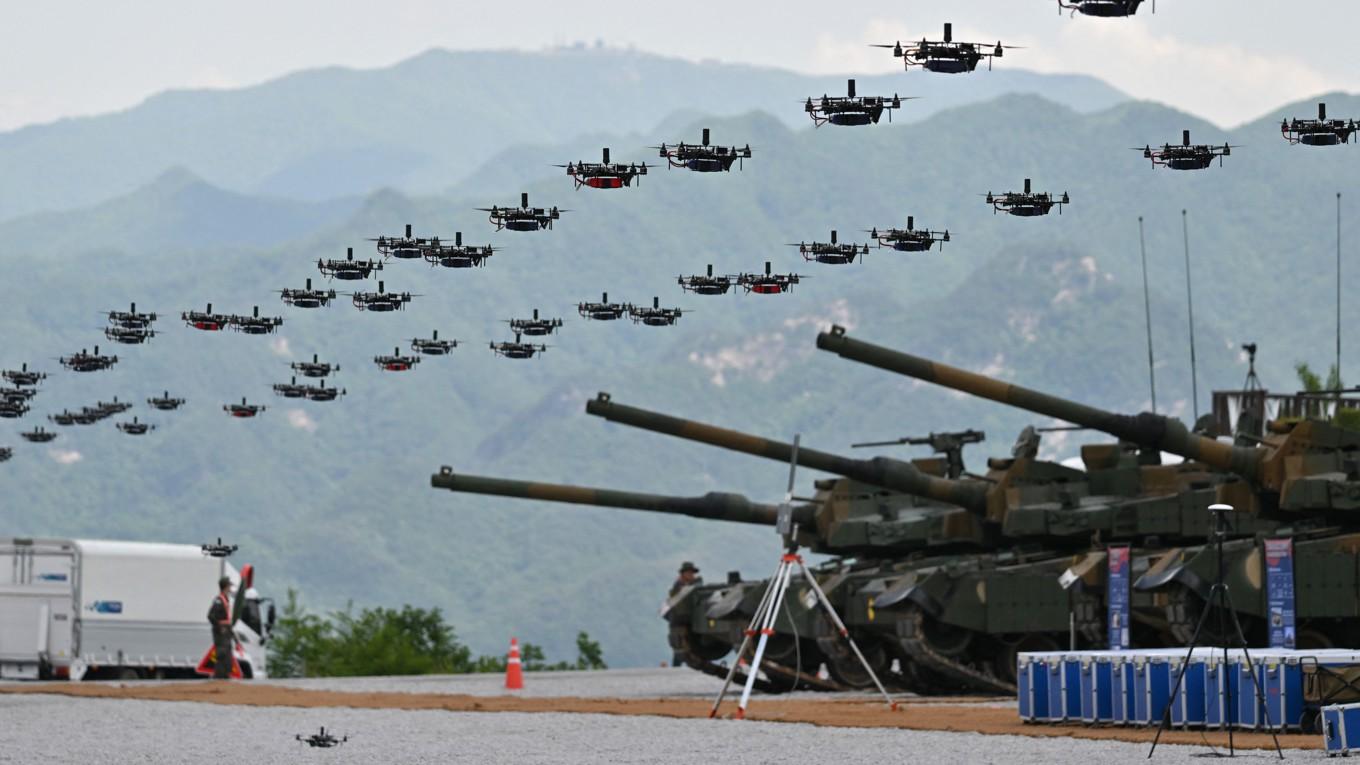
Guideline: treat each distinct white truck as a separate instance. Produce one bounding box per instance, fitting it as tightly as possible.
[0,537,273,680]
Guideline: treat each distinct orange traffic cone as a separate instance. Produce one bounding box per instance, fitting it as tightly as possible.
[505,637,524,690]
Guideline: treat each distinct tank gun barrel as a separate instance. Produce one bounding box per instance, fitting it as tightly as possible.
[431,467,812,526]
[814,326,1263,482]
[585,393,990,513]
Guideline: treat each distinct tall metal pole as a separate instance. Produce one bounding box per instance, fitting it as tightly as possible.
[1339,192,1344,389]
[1183,210,1199,421]
[1139,216,1158,413]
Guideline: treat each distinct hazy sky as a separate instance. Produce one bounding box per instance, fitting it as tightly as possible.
[3,0,1355,131]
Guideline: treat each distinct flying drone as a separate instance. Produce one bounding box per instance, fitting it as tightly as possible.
[49,409,97,426]
[0,401,29,419]
[279,278,337,309]
[201,538,238,558]
[490,333,548,360]
[116,417,155,436]
[869,216,949,252]
[559,148,649,189]
[346,281,417,313]
[296,728,347,749]
[371,223,435,260]
[273,377,309,399]
[425,232,497,269]
[1,386,36,403]
[411,330,459,356]
[0,447,11,463]
[506,309,563,336]
[678,264,734,296]
[737,262,802,295]
[304,380,345,402]
[291,354,338,379]
[654,128,751,172]
[94,397,133,416]
[147,391,186,411]
[628,297,686,327]
[985,179,1069,216]
[872,23,1019,73]
[20,427,57,443]
[224,398,266,418]
[577,292,629,321]
[230,306,284,335]
[59,346,118,373]
[790,230,869,264]
[105,302,157,329]
[479,193,565,232]
[1059,0,1149,16]
[374,346,421,372]
[804,79,907,128]
[317,247,384,281]
[2,364,46,387]
[103,326,155,345]
[1282,102,1357,146]
[183,303,232,331]
[1137,130,1235,170]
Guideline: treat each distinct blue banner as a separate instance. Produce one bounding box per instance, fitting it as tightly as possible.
[1108,546,1131,650]
[1264,538,1297,649]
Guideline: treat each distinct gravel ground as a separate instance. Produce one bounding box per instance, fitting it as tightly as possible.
[0,693,1316,764]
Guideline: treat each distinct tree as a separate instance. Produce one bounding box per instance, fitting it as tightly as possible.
[575,631,607,670]
[266,589,331,678]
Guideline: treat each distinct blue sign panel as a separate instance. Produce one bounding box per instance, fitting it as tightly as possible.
[1264,538,1296,649]
[1108,546,1131,650]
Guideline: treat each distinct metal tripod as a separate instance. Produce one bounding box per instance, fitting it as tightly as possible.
[708,435,898,720]
[1148,503,1283,759]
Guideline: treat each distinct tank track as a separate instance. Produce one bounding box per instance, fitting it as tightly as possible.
[894,605,1017,695]
[673,624,842,693]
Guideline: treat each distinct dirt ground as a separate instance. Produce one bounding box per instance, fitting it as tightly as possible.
[0,682,1312,751]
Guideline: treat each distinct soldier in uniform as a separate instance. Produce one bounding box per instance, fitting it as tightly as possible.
[206,576,234,679]
[669,561,701,597]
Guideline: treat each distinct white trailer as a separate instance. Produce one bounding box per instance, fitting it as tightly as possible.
[0,537,271,680]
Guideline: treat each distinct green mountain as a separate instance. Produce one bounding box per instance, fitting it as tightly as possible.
[0,47,1127,220]
[1,88,1357,668]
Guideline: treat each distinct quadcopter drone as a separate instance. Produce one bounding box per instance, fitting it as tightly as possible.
[654,128,751,172]
[1,385,36,403]
[737,261,802,295]
[317,247,384,281]
[116,417,155,436]
[872,23,1019,73]
[59,346,118,373]
[147,391,186,411]
[296,728,347,749]
[628,297,686,327]
[985,178,1070,216]
[2,363,46,387]
[805,79,907,128]
[104,326,155,345]
[374,346,421,372]
[1282,102,1357,146]
[183,303,232,331]
[411,330,458,356]
[490,332,548,360]
[1058,0,1149,17]
[578,292,629,321]
[0,447,11,463]
[790,230,869,264]
[49,409,98,426]
[371,223,435,260]
[291,354,338,379]
[869,216,949,252]
[201,538,238,558]
[559,148,650,189]
[94,397,133,416]
[346,281,417,313]
[273,377,309,399]
[279,278,337,309]
[678,264,734,295]
[229,306,284,335]
[425,232,497,269]
[479,192,566,232]
[105,302,157,330]
[224,397,266,418]
[303,380,345,402]
[0,400,29,419]
[20,427,57,443]
[1137,130,1235,170]
[506,308,563,336]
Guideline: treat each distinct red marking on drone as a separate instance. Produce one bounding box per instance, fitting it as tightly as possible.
[585,177,623,189]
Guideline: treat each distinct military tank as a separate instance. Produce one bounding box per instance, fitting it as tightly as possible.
[814,325,1360,648]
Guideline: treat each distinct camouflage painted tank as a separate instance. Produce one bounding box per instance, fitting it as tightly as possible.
[814,325,1358,648]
